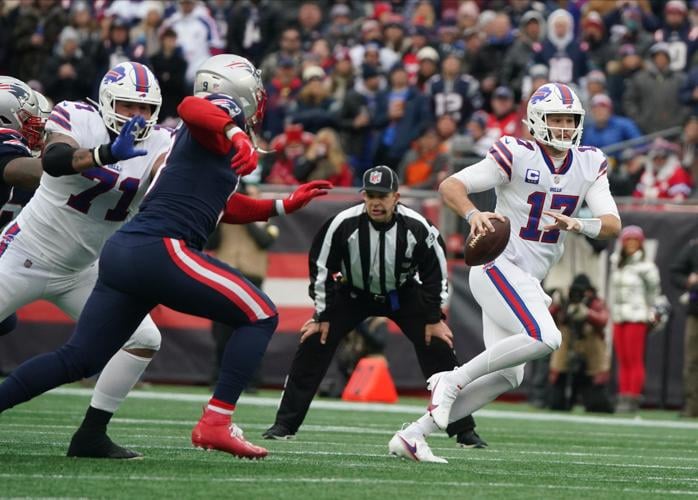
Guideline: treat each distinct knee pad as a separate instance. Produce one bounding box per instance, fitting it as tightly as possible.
[500,365,525,390]
[122,318,162,351]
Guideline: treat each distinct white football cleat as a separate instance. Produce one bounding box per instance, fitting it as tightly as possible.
[388,430,447,464]
[427,371,462,430]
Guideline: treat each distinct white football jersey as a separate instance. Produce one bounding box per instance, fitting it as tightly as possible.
[454,136,619,281]
[16,100,173,271]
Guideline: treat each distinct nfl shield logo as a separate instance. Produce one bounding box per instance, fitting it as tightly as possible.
[369,172,382,184]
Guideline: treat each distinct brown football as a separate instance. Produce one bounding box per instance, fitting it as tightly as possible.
[464,216,511,266]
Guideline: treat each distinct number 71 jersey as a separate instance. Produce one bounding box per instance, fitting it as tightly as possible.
[488,136,618,281]
[17,100,173,271]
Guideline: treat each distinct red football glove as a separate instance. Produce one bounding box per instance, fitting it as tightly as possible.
[281,180,333,214]
[229,128,258,177]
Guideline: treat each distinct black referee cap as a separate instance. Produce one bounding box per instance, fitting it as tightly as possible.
[360,165,399,193]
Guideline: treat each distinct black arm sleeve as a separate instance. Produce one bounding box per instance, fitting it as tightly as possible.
[41,142,79,177]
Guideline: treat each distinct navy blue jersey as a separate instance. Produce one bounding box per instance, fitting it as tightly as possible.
[120,95,246,250]
[0,128,33,226]
[424,75,483,130]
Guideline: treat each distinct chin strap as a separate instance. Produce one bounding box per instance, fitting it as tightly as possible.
[248,128,274,155]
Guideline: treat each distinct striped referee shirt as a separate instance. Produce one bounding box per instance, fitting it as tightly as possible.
[309,203,448,323]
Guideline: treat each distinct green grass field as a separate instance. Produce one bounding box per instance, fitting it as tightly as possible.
[1,385,696,499]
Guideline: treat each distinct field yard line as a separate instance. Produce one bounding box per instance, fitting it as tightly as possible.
[0,473,695,496]
[46,387,698,431]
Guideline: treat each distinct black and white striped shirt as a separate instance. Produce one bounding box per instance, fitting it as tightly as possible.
[308,203,448,323]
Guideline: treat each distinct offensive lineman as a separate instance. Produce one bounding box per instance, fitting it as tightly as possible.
[389,83,621,463]
[0,54,331,459]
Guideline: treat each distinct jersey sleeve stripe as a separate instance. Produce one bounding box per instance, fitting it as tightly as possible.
[488,147,512,179]
[48,114,72,131]
[53,106,70,120]
[595,159,608,179]
[494,139,513,163]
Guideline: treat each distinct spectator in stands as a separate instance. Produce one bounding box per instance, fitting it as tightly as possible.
[129,1,164,59]
[260,27,304,83]
[608,147,646,196]
[415,46,440,91]
[329,47,355,103]
[580,11,615,72]
[462,111,494,158]
[623,42,688,134]
[402,25,432,78]
[669,238,698,418]
[266,124,315,185]
[610,226,662,413]
[349,20,393,72]
[10,0,67,82]
[410,0,437,29]
[149,28,187,121]
[633,138,694,200]
[162,0,223,86]
[654,0,698,72]
[288,65,337,134]
[607,5,655,58]
[70,1,101,61]
[681,115,698,194]
[462,27,488,83]
[337,64,382,180]
[534,9,588,85]
[606,44,644,115]
[582,70,608,107]
[383,15,409,65]
[680,66,698,116]
[485,86,519,140]
[41,26,94,104]
[296,1,325,52]
[582,94,642,160]
[293,128,353,186]
[226,0,283,66]
[500,10,545,101]
[397,127,449,189]
[324,4,357,48]
[479,13,514,96]
[261,57,302,140]
[601,0,659,35]
[435,113,458,147]
[435,15,466,60]
[424,52,482,132]
[456,1,480,34]
[372,64,430,171]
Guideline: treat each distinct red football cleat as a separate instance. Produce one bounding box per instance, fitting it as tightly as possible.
[191,409,268,459]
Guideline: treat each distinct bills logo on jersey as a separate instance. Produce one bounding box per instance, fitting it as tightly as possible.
[369,171,382,184]
[103,66,126,85]
[525,169,540,184]
[530,86,552,105]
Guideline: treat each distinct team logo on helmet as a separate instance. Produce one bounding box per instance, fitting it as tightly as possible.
[369,171,382,184]
[103,66,126,85]
[555,83,575,107]
[0,82,30,102]
[530,86,552,105]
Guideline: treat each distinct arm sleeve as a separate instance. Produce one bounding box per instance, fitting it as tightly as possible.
[220,192,274,224]
[585,172,620,219]
[414,223,449,323]
[176,96,241,155]
[308,217,344,321]
[450,156,508,193]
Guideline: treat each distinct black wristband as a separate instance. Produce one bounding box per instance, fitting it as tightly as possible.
[42,142,78,177]
[93,144,117,167]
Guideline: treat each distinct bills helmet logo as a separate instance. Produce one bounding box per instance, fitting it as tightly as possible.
[103,66,126,85]
[369,171,382,184]
[0,82,31,102]
[530,86,552,105]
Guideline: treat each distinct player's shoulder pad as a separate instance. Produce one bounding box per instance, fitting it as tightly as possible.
[488,136,535,180]
[46,100,99,135]
[574,145,608,180]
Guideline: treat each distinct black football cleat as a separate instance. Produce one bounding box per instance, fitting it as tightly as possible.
[456,430,488,449]
[67,429,143,459]
[262,423,295,440]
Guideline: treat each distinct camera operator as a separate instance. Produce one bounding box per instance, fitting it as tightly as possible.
[548,274,614,413]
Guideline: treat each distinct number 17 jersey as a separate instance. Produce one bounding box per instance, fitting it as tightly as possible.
[16,101,173,271]
[454,136,620,281]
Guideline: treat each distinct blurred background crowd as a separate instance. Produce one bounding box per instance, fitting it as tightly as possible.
[1,0,697,200]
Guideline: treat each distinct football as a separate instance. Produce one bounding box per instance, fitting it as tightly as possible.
[464,216,511,266]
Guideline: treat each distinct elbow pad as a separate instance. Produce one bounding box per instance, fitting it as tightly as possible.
[42,142,78,177]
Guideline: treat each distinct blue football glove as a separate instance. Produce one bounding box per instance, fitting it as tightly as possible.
[110,116,148,161]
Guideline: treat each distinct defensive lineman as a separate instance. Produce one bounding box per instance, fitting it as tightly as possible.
[389,83,621,463]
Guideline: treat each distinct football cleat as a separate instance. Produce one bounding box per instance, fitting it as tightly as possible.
[456,430,488,449]
[388,430,447,464]
[262,423,295,440]
[67,429,143,459]
[427,371,462,430]
[191,410,268,459]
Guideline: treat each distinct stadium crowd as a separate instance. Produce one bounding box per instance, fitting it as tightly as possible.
[1,0,697,199]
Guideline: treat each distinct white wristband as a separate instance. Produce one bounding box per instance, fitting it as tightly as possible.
[576,218,602,239]
[275,199,286,216]
[465,209,479,223]
[225,126,244,141]
[92,147,103,167]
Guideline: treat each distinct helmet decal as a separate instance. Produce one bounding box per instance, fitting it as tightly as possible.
[131,62,150,94]
[554,83,575,107]
[530,86,552,105]
[103,66,127,85]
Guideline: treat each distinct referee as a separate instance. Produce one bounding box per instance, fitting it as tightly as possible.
[263,165,486,448]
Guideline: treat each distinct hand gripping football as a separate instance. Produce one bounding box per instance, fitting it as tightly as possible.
[464,216,511,266]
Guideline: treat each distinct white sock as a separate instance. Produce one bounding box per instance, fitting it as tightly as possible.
[448,371,516,423]
[450,334,552,388]
[90,350,152,413]
[405,414,439,439]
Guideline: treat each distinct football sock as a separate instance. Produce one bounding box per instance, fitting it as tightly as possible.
[405,414,439,438]
[450,334,552,389]
[447,371,517,427]
[207,398,235,416]
[212,315,276,405]
[77,405,113,433]
[91,349,151,413]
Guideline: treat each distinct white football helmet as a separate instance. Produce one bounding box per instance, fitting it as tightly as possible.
[0,76,44,152]
[193,54,266,130]
[524,83,585,150]
[97,62,162,141]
